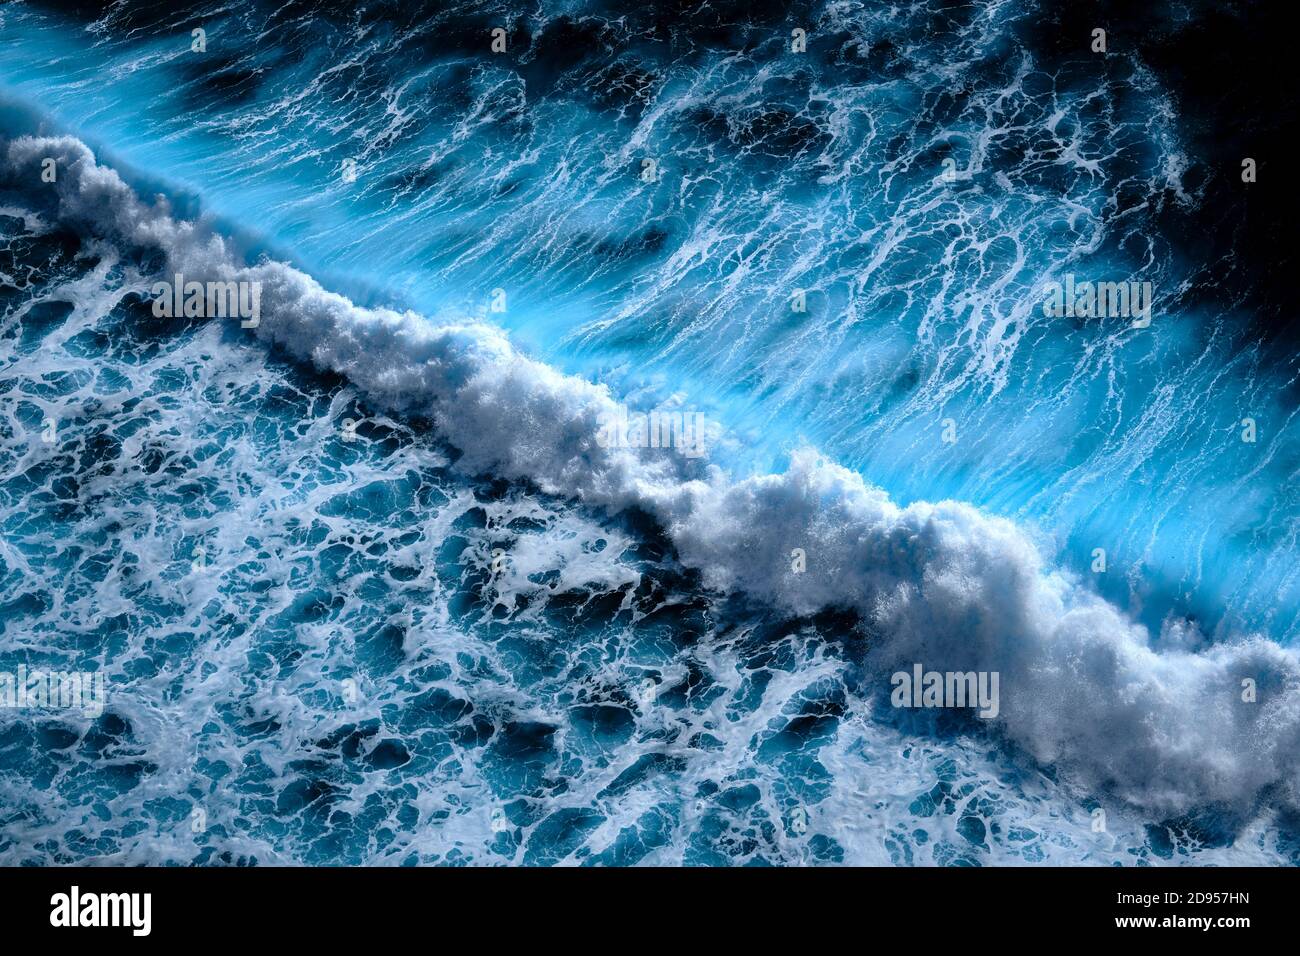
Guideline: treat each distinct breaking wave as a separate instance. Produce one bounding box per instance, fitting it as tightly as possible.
[7,132,1299,829]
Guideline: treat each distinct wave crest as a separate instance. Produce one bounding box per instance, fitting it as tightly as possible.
[7,132,1300,817]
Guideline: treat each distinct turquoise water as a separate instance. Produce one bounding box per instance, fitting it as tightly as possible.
[1,0,1297,865]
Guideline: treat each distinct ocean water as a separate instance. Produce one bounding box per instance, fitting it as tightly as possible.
[0,0,1297,865]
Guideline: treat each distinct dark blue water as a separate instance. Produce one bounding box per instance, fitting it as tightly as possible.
[1,0,1297,865]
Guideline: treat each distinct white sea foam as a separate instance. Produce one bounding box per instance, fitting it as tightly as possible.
[8,134,1299,817]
